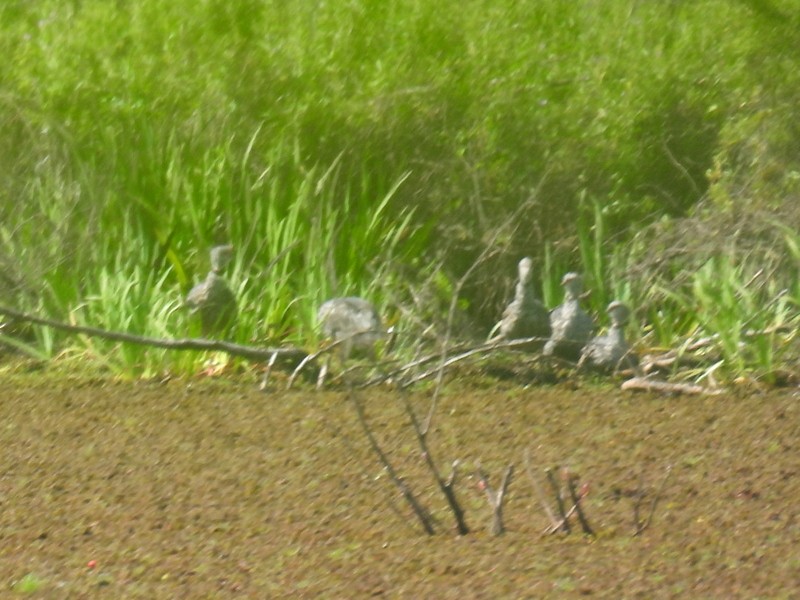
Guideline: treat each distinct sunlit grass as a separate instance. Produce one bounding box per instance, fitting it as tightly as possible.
[1,0,799,380]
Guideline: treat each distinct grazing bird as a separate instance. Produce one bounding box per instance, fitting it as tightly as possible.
[316,296,384,387]
[543,272,594,361]
[579,301,638,373]
[488,257,550,346]
[185,245,237,338]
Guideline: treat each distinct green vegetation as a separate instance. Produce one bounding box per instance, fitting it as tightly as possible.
[12,573,44,594]
[1,0,799,381]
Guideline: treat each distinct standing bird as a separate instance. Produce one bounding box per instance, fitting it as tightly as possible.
[543,272,594,361]
[316,296,384,388]
[579,301,638,373]
[488,257,550,346]
[185,245,237,338]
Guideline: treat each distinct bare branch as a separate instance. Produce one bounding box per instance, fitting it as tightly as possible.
[400,336,550,387]
[545,468,571,534]
[0,305,306,363]
[565,470,595,537]
[621,377,724,396]
[347,389,436,535]
[476,462,514,535]
[398,389,469,535]
[633,465,673,536]
[524,449,560,530]
[258,351,281,391]
[316,408,419,535]
[423,198,540,436]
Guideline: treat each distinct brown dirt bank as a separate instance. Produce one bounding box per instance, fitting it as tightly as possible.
[1,371,799,598]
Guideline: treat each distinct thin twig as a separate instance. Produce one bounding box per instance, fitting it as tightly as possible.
[401,336,550,387]
[316,407,419,534]
[565,470,595,536]
[476,462,514,535]
[545,501,582,535]
[545,468,570,533]
[398,389,469,535]
[524,449,560,530]
[634,465,673,536]
[423,198,540,436]
[258,351,281,391]
[632,469,646,534]
[347,388,436,535]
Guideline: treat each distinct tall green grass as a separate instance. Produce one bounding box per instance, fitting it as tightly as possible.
[1,0,799,379]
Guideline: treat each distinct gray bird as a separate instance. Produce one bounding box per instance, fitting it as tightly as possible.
[543,272,594,361]
[488,257,550,345]
[185,245,237,338]
[316,296,385,387]
[579,301,638,373]
[317,296,383,359]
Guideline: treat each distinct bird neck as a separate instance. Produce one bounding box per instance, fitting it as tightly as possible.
[515,281,534,301]
[608,324,626,344]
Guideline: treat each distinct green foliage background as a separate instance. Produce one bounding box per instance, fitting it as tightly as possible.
[1,0,799,379]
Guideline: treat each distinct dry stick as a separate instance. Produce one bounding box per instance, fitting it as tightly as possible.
[0,305,306,363]
[476,463,515,535]
[620,377,724,396]
[364,340,488,387]
[634,465,673,537]
[362,337,518,388]
[361,341,474,387]
[632,469,646,536]
[421,197,539,436]
[421,257,492,435]
[316,410,418,535]
[682,325,792,353]
[398,389,469,535]
[287,345,333,389]
[403,336,550,387]
[661,135,702,199]
[545,468,571,533]
[287,328,393,389]
[544,500,584,535]
[257,351,281,391]
[565,471,595,537]
[524,449,561,531]
[346,388,436,535]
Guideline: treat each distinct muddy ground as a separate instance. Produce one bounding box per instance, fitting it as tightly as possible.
[1,365,799,598]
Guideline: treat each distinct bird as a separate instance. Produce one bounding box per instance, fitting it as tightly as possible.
[543,272,595,361]
[316,296,385,387]
[185,245,237,338]
[488,257,550,346]
[579,301,638,373]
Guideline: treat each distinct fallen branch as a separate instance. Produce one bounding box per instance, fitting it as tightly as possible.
[621,377,724,396]
[544,500,583,535]
[0,305,306,363]
[316,406,419,535]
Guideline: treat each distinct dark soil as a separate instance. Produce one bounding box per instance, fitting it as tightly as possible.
[2,368,799,598]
